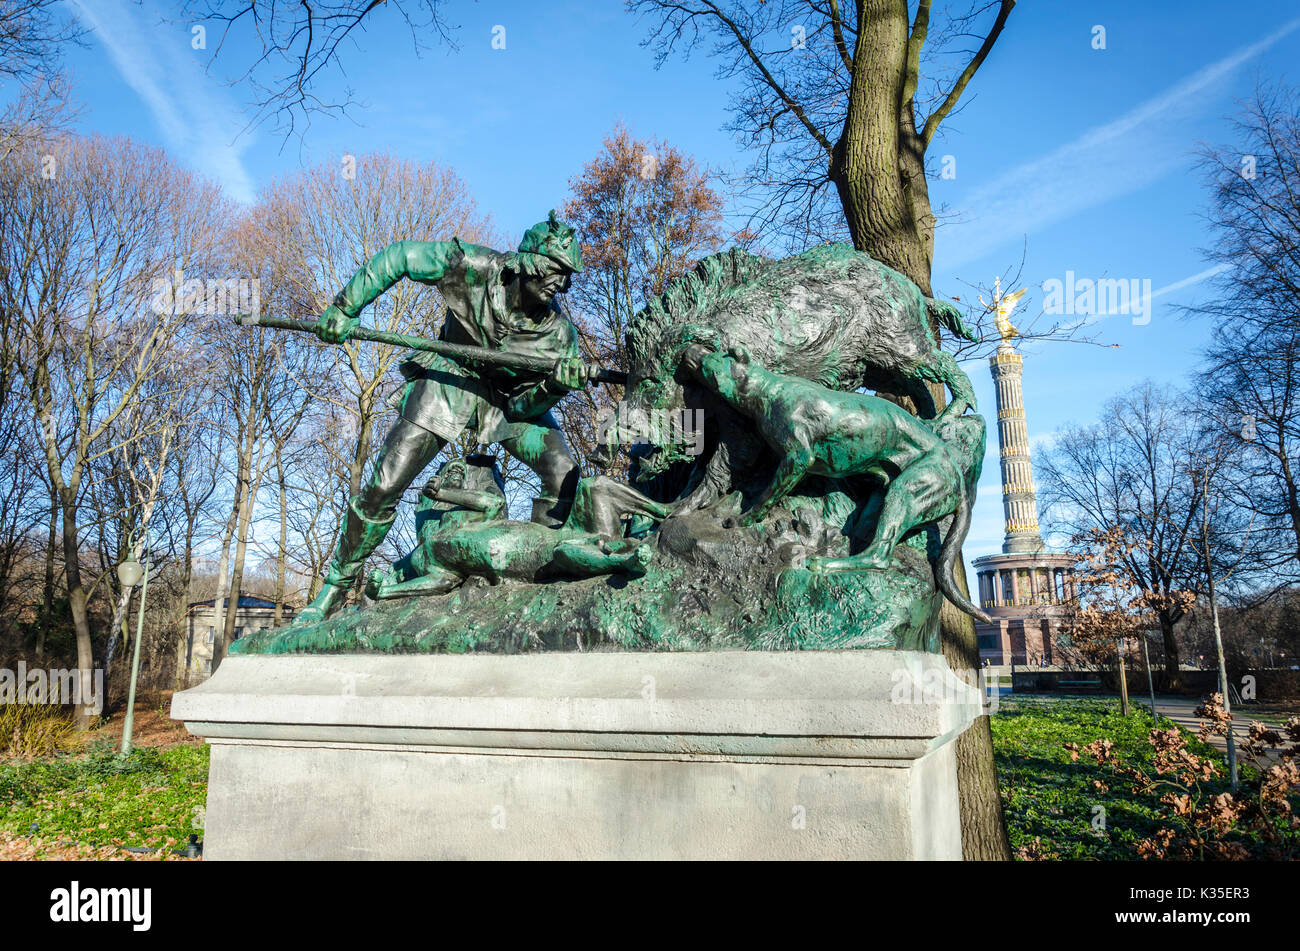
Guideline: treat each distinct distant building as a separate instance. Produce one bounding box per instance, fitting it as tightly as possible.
[972,284,1077,665]
[183,595,293,681]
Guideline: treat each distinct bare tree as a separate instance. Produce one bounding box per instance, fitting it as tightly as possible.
[0,134,229,725]
[162,398,227,688]
[0,243,46,653]
[1180,588,1300,673]
[206,304,306,670]
[0,0,83,78]
[254,339,330,624]
[0,0,84,161]
[558,123,734,474]
[1188,83,1300,577]
[1198,325,1300,579]
[1188,82,1300,338]
[0,53,72,660]
[283,405,353,599]
[631,0,1015,274]
[33,479,59,660]
[1039,384,1215,686]
[943,249,1108,363]
[207,504,240,671]
[267,414,294,625]
[96,350,219,692]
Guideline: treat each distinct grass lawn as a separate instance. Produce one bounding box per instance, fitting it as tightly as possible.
[991,695,1296,860]
[0,694,209,860]
[0,743,209,859]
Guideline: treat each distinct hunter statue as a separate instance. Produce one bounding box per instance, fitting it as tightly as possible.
[233,227,992,657]
[296,211,592,624]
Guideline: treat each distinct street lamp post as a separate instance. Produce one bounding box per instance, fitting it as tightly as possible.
[1117,637,1130,715]
[1141,630,1158,721]
[117,548,150,755]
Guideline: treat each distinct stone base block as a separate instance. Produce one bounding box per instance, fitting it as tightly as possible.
[171,650,981,860]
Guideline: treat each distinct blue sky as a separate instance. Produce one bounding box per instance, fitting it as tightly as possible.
[46,0,1300,571]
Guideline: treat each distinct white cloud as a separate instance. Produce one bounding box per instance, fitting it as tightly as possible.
[71,0,257,203]
[939,16,1300,270]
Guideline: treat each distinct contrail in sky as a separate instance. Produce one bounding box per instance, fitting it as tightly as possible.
[71,0,257,204]
[939,16,1300,270]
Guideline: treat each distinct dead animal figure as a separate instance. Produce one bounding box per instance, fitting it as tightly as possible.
[368,455,673,599]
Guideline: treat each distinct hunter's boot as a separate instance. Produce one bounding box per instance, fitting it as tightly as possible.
[293,499,396,625]
[530,495,572,529]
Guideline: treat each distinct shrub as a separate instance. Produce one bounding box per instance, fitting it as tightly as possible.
[0,704,78,758]
[1066,693,1300,859]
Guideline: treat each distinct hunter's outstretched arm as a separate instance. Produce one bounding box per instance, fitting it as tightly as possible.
[316,240,458,343]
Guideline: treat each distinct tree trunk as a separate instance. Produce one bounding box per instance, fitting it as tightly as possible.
[840,192,1011,858]
[273,446,288,626]
[103,583,132,697]
[218,445,260,671]
[941,564,1014,860]
[209,506,238,678]
[174,521,196,691]
[348,399,374,498]
[219,488,254,668]
[173,622,190,691]
[104,530,140,693]
[833,0,935,293]
[35,490,56,660]
[834,14,1011,853]
[1281,450,1300,563]
[58,488,96,729]
[1160,613,1181,688]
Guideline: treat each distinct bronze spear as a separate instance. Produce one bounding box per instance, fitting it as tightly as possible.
[234,313,627,385]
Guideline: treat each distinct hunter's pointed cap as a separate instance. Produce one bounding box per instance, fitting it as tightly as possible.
[518,210,584,274]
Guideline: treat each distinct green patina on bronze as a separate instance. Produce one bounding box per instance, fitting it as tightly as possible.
[236,239,987,657]
[233,497,943,656]
[364,455,669,600]
[285,211,597,624]
[682,345,987,621]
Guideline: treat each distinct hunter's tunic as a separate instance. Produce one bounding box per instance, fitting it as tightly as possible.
[332,237,579,444]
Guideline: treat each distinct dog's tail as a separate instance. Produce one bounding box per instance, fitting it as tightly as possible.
[935,491,992,624]
[926,298,979,343]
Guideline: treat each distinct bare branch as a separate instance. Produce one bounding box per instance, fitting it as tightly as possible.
[177,0,454,139]
[919,0,1014,147]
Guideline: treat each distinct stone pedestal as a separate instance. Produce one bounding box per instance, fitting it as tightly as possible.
[171,650,980,860]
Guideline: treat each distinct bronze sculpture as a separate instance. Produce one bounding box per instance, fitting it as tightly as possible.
[294,211,595,624]
[235,234,991,655]
[368,454,671,597]
[680,343,989,621]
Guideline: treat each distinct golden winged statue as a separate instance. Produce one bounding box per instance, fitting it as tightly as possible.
[978,277,1027,342]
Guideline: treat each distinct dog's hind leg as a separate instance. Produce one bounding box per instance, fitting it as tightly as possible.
[737,447,813,527]
[812,461,943,571]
